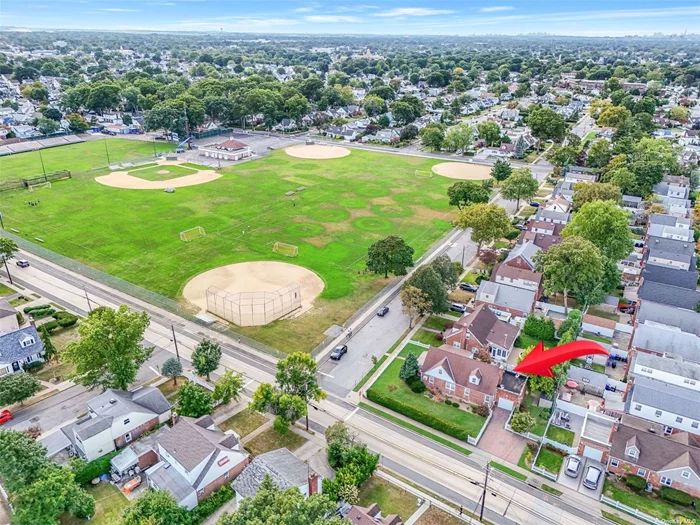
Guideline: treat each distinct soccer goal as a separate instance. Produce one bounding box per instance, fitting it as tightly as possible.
[415,170,432,178]
[273,242,299,257]
[27,181,51,192]
[180,226,206,242]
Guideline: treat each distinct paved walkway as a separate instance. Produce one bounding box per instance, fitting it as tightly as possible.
[477,408,527,464]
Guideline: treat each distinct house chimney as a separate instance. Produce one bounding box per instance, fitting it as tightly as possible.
[308,471,319,496]
[29,316,36,328]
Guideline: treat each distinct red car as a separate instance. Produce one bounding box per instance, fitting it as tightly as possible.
[0,410,13,425]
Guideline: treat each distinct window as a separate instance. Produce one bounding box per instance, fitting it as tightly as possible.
[484,395,492,404]
[692,422,699,429]
[641,367,652,374]
[124,432,132,443]
[223,471,229,481]
[429,376,434,384]
[446,382,455,392]
[660,476,672,487]
[664,426,673,435]
[610,459,619,467]
[655,410,662,417]
[463,388,470,397]
[627,448,638,459]
[637,468,646,477]
[682,471,691,479]
[676,416,683,424]
[684,378,697,386]
[124,418,130,425]
[19,336,35,348]
[453,341,460,348]
[198,489,205,496]
[634,404,642,411]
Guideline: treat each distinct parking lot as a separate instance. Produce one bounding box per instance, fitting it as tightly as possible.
[557,455,606,500]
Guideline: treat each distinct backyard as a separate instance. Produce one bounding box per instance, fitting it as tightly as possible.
[244,427,306,458]
[357,477,418,522]
[61,482,128,525]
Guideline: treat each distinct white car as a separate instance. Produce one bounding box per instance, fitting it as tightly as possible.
[583,465,602,490]
[564,456,581,478]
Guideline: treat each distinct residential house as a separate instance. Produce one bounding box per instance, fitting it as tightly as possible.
[638,279,700,310]
[534,208,571,225]
[232,448,321,505]
[344,504,403,525]
[0,325,44,376]
[634,301,700,337]
[443,303,520,362]
[607,416,700,497]
[365,129,399,144]
[621,195,643,211]
[551,180,576,202]
[273,119,297,131]
[577,412,617,463]
[475,280,536,321]
[564,167,598,184]
[503,242,540,271]
[518,230,562,251]
[500,109,520,121]
[643,237,696,271]
[198,139,252,162]
[654,182,690,200]
[630,322,700,363]
[626,377,700,436]
[544,196,572,214]
[618,252,643,282]
[491,263,542,293]
[629,352,700,393]
[640,264,698,291]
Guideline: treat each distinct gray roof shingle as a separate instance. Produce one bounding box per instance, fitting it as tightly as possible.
[232,448,313,499]
[641,265,699,290]
[632,323,700,362]
[639,281,700,310]
[0,299,15,320]
[631,377,700,421]
[636,301,700,336]
[646,237,696,258]
[476,281,536,314]
[633,352,700,383]
[0,326,44,365]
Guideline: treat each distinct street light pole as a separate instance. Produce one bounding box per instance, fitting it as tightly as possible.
[479,463,490,523]
[38,150,47,177]
[104,139,111,165]
[171,324,181,361]
[83,285,93,313]
[2,257,13,286]
[461,245,466,267]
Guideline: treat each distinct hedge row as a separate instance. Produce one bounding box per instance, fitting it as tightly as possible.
[31,308,56,320]
[660,486,694,506]
[190,485,235,524]
[23,304,51,313]
[72,450,120,485]
[366,387,469,440]
[625,474,647,491]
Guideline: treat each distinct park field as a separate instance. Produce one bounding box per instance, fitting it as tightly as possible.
[1,143,460,352]
[0,138,173,181]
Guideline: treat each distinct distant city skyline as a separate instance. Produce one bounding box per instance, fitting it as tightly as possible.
[2,0,700,37]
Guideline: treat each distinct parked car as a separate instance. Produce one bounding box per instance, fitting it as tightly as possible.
[154,135,167,140]
[376,306,389,317]
[16,260,30,268]
[459,282,478,292]
[330,344,348,361]
[0,409,12,425]
[514,224,526,231]
[582,465,602,490]
[529,202,540,207]
[450,303,467,314]
[564,456,581,478]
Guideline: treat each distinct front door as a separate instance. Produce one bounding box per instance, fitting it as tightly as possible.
[11,361,20,372]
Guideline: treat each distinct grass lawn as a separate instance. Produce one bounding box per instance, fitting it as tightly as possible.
[603,480,700,523]
[157,377,187,398]
[360,403,471,456]
[358,476,417,522]
[602,511,634,525]
[542,484,563,496]
[422,316,454,331]
[524,396,551,436]
[31,358,76,382]
[410,329,442,346]
[354,355,388,392]
[587,307,619,321]
[367,359,487,439]
[489,461,527,481]
[514,333,557,350]
[218,408,267,438]
[493,240,509,249]
[398,342,429,359]
[461,271,482,284]
[9,295,31,307]
[244,427,306,458]
[1,145,457,353]
[0,283,16,297]
[535,448,565,474]
[581,333,613,344]
[415,507,464,525]
[570,359,606,374]
[48,325,80,351]
[0,138,173,182]
[518,447,534,470]
[61,482,129,525]
[545,425,576,446]
[128,163,200,181]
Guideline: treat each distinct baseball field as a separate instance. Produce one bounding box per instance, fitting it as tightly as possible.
[0,139,486,352]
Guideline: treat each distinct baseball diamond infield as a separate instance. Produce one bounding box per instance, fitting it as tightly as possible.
[95,160,222,189]
[182,261,325,324]
[431,162,493,180]
[285,144,352,159]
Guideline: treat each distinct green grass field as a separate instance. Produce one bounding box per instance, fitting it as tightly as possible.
[127,163,200,181]
[1,142,457,352]
[0,138,173,181]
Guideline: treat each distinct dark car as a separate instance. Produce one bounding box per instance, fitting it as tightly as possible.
[0,409,12,425]
[16,260,29,268]
[377,306,389,317]
[529,201,540,207]
[459,282,478,292]
[330,345,348,361]
[154,135,167,140]
[450,303,467,314]
[514,224,526,231]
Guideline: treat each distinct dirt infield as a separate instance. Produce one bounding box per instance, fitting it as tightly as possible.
[432,162,493,180]
[285,144,351,160]
[95,160,222,189]
[182,261,325,321]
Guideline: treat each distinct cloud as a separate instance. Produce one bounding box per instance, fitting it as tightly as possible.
[305,15,361,23]
[480,6,514,12]
[96,8,140,12]
[295,7,313,12]
[374,7,454,17]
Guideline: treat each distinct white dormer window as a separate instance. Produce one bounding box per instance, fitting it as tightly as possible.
[469,375,480,386]
[453,341,460,348]
[19,335,35,348]
[626,447,638,459]
[682,471,691,479]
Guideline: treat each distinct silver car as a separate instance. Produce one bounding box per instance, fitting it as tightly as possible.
[564,456,581,478]
[583,465,602,490]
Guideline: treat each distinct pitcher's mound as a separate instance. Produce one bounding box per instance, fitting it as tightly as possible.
[432,162,492,180]
[182,261,325,324]
[286,144,351,160]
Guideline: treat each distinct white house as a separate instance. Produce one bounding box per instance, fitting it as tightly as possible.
[630,352,700,394]
[0,299,45,376]
[627,377,700,436]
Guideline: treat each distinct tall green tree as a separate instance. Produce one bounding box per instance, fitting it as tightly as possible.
[454,202,511,253]
[404,266,449,314]
[604,167,637,195]
[161,357,183,386]
[443,123,475,152]
[177,381,213,418]
[572,182,622,210]
[40,325,57,363]
[421,127,444,151]
[250,383,306,434]
[0,430,48,492]
[490,158,512,182]
[499,167,538,209]
[275,352,326,432]
[191,338,222,381]
[64,305,152,391]
[597,106,632,128]
[528,107,566,145]
[586,139,613,169]
[213,370,244,405]
[366,235,415,278]
[447,180,492,209]
[477,121,501,146]
[546,145,578,168]
[120,488,190,525]
[400,285,431,327]
[399,352,421,381]
[562,200,632,261]
[0,373,41,406]
[429,254,460,291]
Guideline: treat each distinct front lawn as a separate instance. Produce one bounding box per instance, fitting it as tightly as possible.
[461,271,482,284]
[61,482,129,525]
[518,446,534,470]
[489,461,527,481]
[219,408,267,438]
[157,377,187,398]
[0,283,16,297]
[410,329,442,346]
[244,428,306,458]
[415,507,463,525]
[523,396,551,437]
[367,359,487,440]
[603,480,700,523]
[545,425,576,446]
[354,355,388,392]
[422,316,454,332]
[398,343,428,359]
[357,476,417,522]
[31,359,76,382]
[514,333,557,350]
[581,333,613,344]
[535,448,565,474]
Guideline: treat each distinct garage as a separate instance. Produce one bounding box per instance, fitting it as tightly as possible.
[582,446,604,462]
[497,397,514,411]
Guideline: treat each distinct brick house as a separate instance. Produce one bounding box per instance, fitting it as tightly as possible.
[475,280,536,321]
[576,412,617,464]
[607,416,700,497]
[344,503,403,525]
[503,242,540,271]
[492,263,542,294]
[443,303,520,362]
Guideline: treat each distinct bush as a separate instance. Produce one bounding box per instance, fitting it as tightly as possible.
[505,228,521,240]
[22,361,43,372]
[16,312,24,325]
[405,376,426,393]
[660,486,694,506]
[23,304,51,313]
[190,485,235,524]
[30,308,56,320]
[434,333,443,341]
[452,401,460,407]
[475,274,488,284]
[72,450,120,485]
[445,398,452,405]
[41,320,59,332]
[472,405,490,417]
[523,315,556,341]
[625,474,647,492]
[57,315,78,327]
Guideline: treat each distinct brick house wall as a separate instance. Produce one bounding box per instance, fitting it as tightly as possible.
[137,450,158,471]
[503,256,533,271]
[426,376,492,407]
[495,388,525,408]
[445,330,488,354]
[197,456,250,501]
[577,438,610,464]
[607,458,700,498]
[114,417,159,449]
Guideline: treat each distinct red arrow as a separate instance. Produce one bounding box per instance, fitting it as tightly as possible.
[513,340,609,377]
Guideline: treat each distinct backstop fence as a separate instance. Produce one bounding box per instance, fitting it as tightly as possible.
[0,170,71,193]
[206,283,301,327]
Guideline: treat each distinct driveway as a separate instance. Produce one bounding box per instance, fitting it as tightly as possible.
[5,385,95,435]
[557,456,605,500]
[477,408,527,463]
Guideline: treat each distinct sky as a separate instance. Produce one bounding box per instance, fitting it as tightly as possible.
[2,0,700,37]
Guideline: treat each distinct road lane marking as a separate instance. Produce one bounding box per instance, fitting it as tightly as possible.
[344,407,359,422]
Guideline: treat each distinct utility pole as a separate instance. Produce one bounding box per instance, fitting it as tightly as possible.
[480,463,490,523]
[104,139,111,165]
[171,324,181,361]
[38,150,47,177]
[461,245,466,267]
[83,285,93,313]
[2,257,12,286]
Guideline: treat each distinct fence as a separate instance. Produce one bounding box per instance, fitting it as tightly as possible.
[600,495,667,525]
[541,436,577,455]
[467,408,493,446]
[0,170,71,193]
[192,128,235,140]
[205,283,301,327]
[530,465,557,481]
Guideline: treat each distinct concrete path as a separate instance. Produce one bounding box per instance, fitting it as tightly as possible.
[405,501,430,525]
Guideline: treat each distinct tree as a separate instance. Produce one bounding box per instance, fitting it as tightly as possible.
[191,338,222,380]
[400,285,431,328]
[534,236,604,313]
[562,200,632,261]
[399,352,420,381]
[161,357,182,386]
[121,113,133,126]
[120,488,190,525]
[0,429,48,493]
[66,112,89,133]
[597,106,632,128]
[275,352,326,432]
[400,124,419,141]
[362,95,386,117]
[40,325,57,363]
[0,373,41,406]
[421,127,444,151]
[284,94,310,122]
[490,158,512,182]
[213,370,244,405]
[447,180,491,209]
[390,101,416,125]
[429,254,460,291]
[586,139,612,169]
[513,135,527,159]
[250,383,306,434]
[217,476,344,525]
[145,104,184,136]
[36,117,59,136]
[86,81,121,114]
[366,235,415,278]
[443,123,475,152]
[64,305,152,391]
[668,106,690,123]
[177,381,213,418]
[510,411,536,434]
[528,107,566,144]
[572,182,622,210]
[454,203,511,254]
[604,166,637,195]
[499,167,538,210]
[477,121,500,147]
[546,145,578,168]
[404,266,449,315]
[41,107,62,121]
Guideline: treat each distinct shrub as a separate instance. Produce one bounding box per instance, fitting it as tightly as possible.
[510,410,536,434]
[475,274,488,284]
[23,304,51,313]
[472,405,489,417]
[444,322,454,329]
[523,315,556,341]
[452,401,460,407]
[505,228,521,240]
[445,398,452,405]
[625,474,647,492]
[41,320,59,332]
[71,450,120,485]
[405,376,426,393]
[22,361,43,372]
[57,316,78,328]
[16,312,24,325]
[434,333,443,341]
[190,485,235,524]
[660,486,694,506]
[30,308,56,320]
